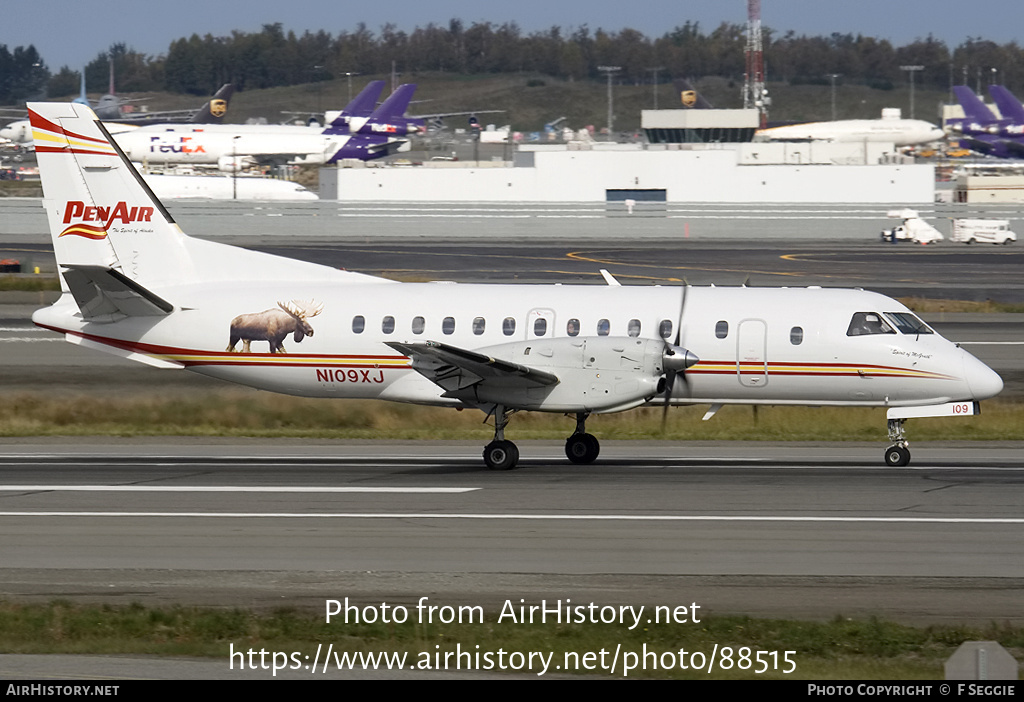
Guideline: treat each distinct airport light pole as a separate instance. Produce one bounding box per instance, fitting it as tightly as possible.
[900,65,924,119]
[826,74,841,121]
[341,71,359,104]
[232,136,240,200]
[647,66,665,110]
[598,66,621,141]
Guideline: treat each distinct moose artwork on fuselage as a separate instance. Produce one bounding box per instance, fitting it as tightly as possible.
[227,299,324,354]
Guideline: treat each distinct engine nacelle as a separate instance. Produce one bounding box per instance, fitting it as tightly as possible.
[217,154,255,172]
[474,336,675,412]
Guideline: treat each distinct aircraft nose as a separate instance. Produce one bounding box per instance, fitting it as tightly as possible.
[963,350,1003,400]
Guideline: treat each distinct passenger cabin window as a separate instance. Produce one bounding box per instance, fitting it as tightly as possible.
[502,317,516,336]
[597,319,610,336]
[659,319,673,339]
[566,318,580,337]
[381,316,395,334]
[442,316,456,335]
[627,319,641,337]
[352,315,365,334]
[884,312,933,335]
[790,326,804,345]
[715,320,729,339]
[847,312,896,336]
[472,317,486,335]
[412,316,425,334]
[534,318,547,337]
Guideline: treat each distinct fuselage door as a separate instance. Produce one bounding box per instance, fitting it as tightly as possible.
[737,318,768,387]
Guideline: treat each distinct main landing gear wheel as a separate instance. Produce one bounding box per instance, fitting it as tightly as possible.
[482,404,520,470]
[564,412,600,465]
[483,440,519,471]
[565,433,600,464]
[884,445,911,467]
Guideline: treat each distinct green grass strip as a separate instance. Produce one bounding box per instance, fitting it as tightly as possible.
[0,601,1021,679]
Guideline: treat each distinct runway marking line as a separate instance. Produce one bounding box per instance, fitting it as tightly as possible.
[0,512,1019,524]
[0,485,478,493]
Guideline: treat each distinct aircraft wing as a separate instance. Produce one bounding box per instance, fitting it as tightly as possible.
[385,340,559,398]
[415,109,505,120]
[104,108,200,125]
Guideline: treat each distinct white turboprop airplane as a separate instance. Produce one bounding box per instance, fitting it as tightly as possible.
[754,109,945,147]
[29,102,1003,469]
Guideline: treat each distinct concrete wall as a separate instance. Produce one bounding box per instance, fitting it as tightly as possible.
[325,148,934,203]
[956,175,1024,203]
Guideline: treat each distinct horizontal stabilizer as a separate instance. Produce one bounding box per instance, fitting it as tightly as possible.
[62,264,174,320]
[386,340,559,399]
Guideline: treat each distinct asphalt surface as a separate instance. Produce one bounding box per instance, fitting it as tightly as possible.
[1,441,1021,623]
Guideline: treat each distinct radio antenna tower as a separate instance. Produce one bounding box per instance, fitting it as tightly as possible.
[743,0,770,127]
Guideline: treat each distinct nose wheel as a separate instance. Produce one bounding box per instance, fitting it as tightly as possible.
[884,418,911,467]
[884,444,911,467]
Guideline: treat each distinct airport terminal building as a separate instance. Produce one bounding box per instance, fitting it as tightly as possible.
[322,141,933,205]
[322,108,934,205]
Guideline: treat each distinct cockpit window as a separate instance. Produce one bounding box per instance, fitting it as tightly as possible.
[884,312,933,335]
[847,312,896,336]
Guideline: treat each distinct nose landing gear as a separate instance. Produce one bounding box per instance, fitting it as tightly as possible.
[884,418,911,467]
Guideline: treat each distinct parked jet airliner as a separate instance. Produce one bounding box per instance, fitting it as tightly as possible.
[28,102,1003,469]
[754,109,944,147]
[110,84,410,171]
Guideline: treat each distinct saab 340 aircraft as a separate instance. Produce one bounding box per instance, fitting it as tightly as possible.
[29,102,1003,470]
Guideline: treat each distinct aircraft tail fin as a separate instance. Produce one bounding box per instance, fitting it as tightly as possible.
[988,85,1024,124]
[672,78,714,109]
[325,81,386,132]
[190,83,235,124]
[953,86,998,124]
[368,84,417,123]
[343,80,386,118]
[72,69,88,106]
[28,102,197,289]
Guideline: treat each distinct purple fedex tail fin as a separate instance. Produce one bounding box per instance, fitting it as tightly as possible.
[988,85,1024,124]
[326,84,420,162]
[369,84,417,122]
[358,84,425,136]
[326,81,385,133]
[342,80,386,119]
[953,86,1000,125]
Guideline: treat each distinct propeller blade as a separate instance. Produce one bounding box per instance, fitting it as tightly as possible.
[660,343,699,433]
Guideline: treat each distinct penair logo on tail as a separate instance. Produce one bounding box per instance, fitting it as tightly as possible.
[58,200,154,239]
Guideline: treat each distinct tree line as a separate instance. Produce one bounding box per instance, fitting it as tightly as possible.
[3,21,1024,104]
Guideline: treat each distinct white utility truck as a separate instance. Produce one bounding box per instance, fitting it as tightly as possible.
[950,219,1017,245]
